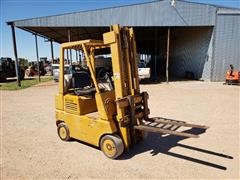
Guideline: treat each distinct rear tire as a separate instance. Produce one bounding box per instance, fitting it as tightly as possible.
[100,134,124,159]
[57,122,70,141]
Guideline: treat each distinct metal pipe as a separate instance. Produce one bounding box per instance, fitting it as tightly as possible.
[166,27,170,83]
[68,29,72,64]
[34,34,40,82]
[50,40,54,75]
[76,50,78,63]
[66,49,69,64]
[10,25,21,86]
[50,40,54,63]
[79,50,82,65]
[154,28,157,80]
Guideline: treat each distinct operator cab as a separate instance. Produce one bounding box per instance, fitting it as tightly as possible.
[59,41,116,120]
[64,49,114,96]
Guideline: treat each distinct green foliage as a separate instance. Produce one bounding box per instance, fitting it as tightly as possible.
[0,76,53,90]
[19,58,29,69]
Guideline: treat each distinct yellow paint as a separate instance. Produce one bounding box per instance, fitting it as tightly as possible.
[55,24,150,154]
[103,31,116,44]
[63,112,117,146]
[55,93,63,110]
[95,91,116,120]
[64,94,97,115]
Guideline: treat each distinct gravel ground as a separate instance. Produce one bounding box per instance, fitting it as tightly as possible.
[1,81,239,179]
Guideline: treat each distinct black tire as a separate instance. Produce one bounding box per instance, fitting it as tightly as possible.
[100,134,124,159]
[57,122,71,141]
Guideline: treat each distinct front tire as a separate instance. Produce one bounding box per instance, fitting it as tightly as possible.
[57,122,70,141]
[100,134,124,159]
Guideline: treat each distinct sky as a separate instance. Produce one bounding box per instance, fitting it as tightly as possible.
[0,0,239,61]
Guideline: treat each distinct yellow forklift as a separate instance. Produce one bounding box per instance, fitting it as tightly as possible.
[55,24,208,159]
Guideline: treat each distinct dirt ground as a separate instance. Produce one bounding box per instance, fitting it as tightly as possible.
[1,81,239,179]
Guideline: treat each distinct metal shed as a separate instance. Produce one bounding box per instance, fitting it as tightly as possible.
[7,0,240,82]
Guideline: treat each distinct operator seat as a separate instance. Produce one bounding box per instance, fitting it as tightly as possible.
[72,71,96,96]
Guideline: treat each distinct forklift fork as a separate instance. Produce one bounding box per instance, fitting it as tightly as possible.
[134,117,209,138]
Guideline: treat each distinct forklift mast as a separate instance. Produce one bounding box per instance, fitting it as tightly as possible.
[103,25,147,147]
[55,24,208,159]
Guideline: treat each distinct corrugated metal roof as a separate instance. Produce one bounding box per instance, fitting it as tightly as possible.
[179,0,240,10]
[6,0,239,82]
[8,0,217,27]
[217,8,240,15]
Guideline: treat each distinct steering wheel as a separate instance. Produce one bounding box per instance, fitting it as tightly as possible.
[96,67,114,90]
[97,67,109,80]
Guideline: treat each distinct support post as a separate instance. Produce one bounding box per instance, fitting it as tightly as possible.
[66,49,69,64]
[34,34,40,82]
[76,50,78,63]
[79,50,82,65]
[50,40,54,75]
[10,25,21,86]
[166,27,170,83]
[68,29,72,64]
[154,28,158,81]
[50,40,54,63]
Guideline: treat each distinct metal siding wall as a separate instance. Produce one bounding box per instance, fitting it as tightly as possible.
[14,0,216,27]
[170,27,213,80]
[202,32,214,81]
[212,14,240,81]
[174,1,216,26]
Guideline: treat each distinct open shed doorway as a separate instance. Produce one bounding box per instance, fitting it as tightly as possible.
[135,26,214,82]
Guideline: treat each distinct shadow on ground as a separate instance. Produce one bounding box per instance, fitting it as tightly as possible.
[119,128,233,170]
[70,127,233,170]
[139,77,203,85]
